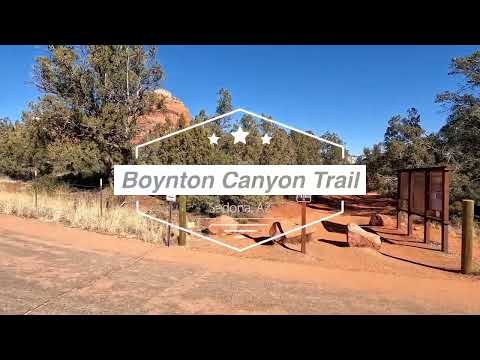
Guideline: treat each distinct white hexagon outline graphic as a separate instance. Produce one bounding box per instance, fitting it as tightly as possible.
[134,108,345,252]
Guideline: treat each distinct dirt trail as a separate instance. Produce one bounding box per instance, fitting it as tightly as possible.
[1,205,479,314]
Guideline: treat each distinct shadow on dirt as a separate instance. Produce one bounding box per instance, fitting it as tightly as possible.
[241,233,304,253]
[320,219,454,272]
[379,252,461,274]
[241,234,275,246]
[321,220,374,234]
[321,220,348,234]
[317,239,349,248]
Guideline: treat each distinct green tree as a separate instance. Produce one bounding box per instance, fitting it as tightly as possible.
[259,126,296,165]
[290,131,322,165]
[383,108,434,172]
[435,50,480,207]
[231,114,263,164]
[27,45,163,182]
[361,143,388,192]
[0,116,51,178]
[214,87,233,130]
[360,108,434,196]
[319,131,347,165]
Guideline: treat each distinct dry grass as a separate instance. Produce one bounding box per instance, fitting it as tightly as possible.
[0,183,166,244]
[450,216,480,244]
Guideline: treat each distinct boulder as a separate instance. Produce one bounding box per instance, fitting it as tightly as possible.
[347,223,382,250]
[368,214,394,227]
[204,215,238,235]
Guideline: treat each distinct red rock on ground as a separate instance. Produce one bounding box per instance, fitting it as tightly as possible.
[369,214,394,227]
[347,223,382,250]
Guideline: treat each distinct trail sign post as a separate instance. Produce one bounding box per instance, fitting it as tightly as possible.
[165,195,176,246]
[461,200,474,274]
[296,195,311,254]
[296,195,311,203]
[397,166,450,253]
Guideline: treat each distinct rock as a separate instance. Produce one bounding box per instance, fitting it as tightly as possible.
[204,215,238,235]
[347,223,382,250]
[368,214,394,227]
[132,88,192,145]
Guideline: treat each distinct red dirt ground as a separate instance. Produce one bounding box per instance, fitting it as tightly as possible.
[184,195,480,278]
[1,194,479,314]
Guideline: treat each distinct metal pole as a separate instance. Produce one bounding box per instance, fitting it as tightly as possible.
[34,170,38,211]
[461,200,474,274]
[301,202,307,254]
[178,195,187,246]
[99,178,103,217]
[167,202,172,247]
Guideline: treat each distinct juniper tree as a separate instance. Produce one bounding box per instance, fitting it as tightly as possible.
[290,130,322,165]
[435,50,480,208]
[318,131,348,165]
[383,108,434,172]
[27,45,163,182]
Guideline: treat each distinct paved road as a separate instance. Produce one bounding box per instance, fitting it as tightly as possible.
[1,215,479,314]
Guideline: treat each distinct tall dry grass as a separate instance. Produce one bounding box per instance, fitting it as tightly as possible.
[0,182,166,243]
[450,216,480,243]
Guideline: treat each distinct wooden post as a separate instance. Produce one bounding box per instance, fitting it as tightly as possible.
[424,218,431,244]
[461,200,474,274]
[396,172,400,230]
[178,195,187,246]
[407,171,412,236]
[424,170,430,243]
[99,178,103,217]
[301,202,307,254]
[441,169,449,253]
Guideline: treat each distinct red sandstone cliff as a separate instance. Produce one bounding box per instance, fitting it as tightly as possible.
[133,89,192,144]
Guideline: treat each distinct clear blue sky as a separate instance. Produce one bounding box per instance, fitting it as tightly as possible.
[1,45,478,154]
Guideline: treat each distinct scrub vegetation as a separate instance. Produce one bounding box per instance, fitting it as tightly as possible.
[0,181,166,243]
[0,45,478,220]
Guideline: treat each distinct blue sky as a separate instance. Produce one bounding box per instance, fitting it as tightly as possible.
[0,45,478,154]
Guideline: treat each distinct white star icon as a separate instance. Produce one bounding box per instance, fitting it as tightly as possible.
[231,127,249,144]
[208,133,220,145]
[261,133,272,144]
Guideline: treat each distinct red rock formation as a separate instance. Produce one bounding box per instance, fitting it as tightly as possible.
[133,89,192,145]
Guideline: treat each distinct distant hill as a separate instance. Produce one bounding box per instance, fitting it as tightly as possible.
[133,88,192,144]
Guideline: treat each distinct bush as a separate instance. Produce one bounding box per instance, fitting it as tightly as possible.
[187,195,220,215]
[34,175,70,193]
[369,174,397,197]
[187,195,273,217]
